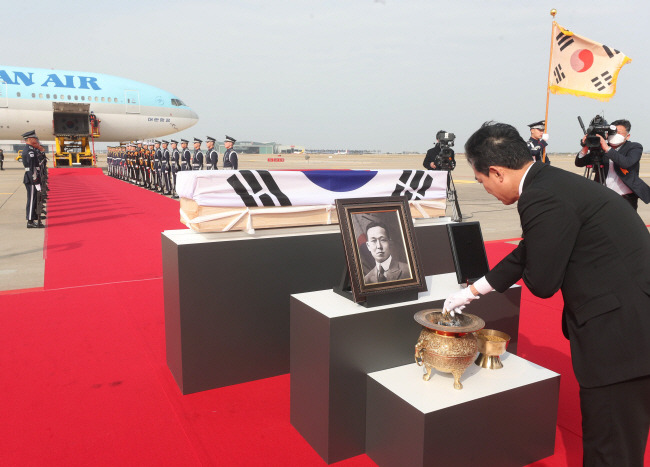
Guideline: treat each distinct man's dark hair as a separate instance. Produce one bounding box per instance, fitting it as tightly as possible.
[611,119,631,133]
[365,220,390,240]
[464,122,531,176]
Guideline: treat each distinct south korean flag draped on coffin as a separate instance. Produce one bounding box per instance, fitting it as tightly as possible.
[549,21,631,102]
[177,170,447,207]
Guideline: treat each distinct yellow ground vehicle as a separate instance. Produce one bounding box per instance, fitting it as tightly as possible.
[52,103,97,167]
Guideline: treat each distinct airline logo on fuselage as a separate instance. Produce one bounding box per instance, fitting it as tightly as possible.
[0,70,101,90]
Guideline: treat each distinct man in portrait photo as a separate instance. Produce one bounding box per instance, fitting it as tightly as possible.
[362,219,411,285]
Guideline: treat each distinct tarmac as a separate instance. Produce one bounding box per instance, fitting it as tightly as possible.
[1,152,649,292]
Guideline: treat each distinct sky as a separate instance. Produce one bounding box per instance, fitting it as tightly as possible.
[4,0,650,153]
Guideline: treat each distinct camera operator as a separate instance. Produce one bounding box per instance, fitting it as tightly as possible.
[576,118,650,211]
[422,130,456,171]
[526,120,550,164]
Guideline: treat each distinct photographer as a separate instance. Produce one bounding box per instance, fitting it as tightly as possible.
[575,118,650,211]
[422,130,456,171]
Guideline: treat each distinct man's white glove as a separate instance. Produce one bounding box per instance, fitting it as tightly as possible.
[443,287,480,317]
[35,184,41,192]
[542,133,549,141]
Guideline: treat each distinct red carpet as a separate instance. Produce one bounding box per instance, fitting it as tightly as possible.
[1,168,648,466]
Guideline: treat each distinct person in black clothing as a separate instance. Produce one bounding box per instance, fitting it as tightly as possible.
[526,120,550,164]
[575,118,649,211]
[223,135,238,170]
[21,130,44,229]
[180,139,191,171]
[192,138,204,170]
[0,148,4,170]
[205,136,218,170]
[422,133,444,170]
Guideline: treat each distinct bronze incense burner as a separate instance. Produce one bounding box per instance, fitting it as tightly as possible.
[414,309,485,390]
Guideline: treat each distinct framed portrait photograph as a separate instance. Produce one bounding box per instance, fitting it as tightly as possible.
[335,196,426,303]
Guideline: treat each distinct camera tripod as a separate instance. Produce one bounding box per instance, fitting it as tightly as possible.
[583,155,607,185]
[447,172,462,222]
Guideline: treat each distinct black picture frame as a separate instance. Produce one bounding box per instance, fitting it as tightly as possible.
[335,196,426,303]
[446,221,490,285]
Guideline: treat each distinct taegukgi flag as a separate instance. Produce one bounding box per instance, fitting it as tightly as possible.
[549,21,631,101]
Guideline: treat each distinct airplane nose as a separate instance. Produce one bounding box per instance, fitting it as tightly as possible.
[189,108,199,122]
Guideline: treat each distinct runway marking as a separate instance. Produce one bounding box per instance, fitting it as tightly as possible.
[452,180,477,184]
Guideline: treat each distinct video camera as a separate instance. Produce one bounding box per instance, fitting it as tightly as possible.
[434,130,456,171]
[578,115,616,155]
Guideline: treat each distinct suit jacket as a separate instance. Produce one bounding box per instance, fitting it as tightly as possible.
[575,141,650,202]
[485,163,650,388]
[363,257,411,284]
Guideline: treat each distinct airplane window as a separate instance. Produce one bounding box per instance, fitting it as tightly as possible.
[95,97,98,102]
[81,96,85,101]
[114,97,118,102]
[88,96,91,101]
[108,97,112,103]
[53,94,57,99]
[74,95,78,101]
[17,92,21,97]
[101,97,105,102]
[46,94,50,99]
[68,95,71,100]
[39,93,43,98]
[171,98,186,106]
[32,93,36,98]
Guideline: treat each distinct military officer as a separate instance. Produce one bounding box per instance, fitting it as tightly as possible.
[205,136,218,170]
[527,120,550,165]
[170,140,180,197]
[192,138,204,170]
[21,130,44,228]
[223,135,239,170]
[154,140,163,191]
[161,140,172,195]
[180,139,191,171]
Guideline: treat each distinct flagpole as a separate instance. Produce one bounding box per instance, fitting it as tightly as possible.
[543,9,557,163]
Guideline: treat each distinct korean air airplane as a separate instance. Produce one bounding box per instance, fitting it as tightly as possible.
[0,66,198,141]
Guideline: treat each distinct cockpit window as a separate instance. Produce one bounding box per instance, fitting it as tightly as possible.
[171,98,186,107]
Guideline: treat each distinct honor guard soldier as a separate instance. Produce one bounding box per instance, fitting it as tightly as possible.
[205,136,218,170]
[223,135,239,170]
[527,120,550,165]
[161,140,172,195]
[170,140,180,198]
[21,130,44,228]
[180,139,191,171]
[136,141,144,186]
[154,140,163,191]
[192,138,204,170]
[147,142,155,189]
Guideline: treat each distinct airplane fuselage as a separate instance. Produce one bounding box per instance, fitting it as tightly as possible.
[0,67,198,141]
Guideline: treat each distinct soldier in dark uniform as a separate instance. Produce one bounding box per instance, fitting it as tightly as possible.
[223,135,238,170]
[161,140,172,195]
[0,148,4,170]
[180,139,191,171]
[205,136,218,170]
[21,130,44,229]
[170,139,180,198]
[192,138,204,170]
[147,142,155,189]
[527,120,550,165]
[153,140,163,191]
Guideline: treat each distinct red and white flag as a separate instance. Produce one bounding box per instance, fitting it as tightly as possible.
[549,22,631,101]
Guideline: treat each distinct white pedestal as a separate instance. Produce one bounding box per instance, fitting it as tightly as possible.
[290,274,522,464]
[366,355,560,467]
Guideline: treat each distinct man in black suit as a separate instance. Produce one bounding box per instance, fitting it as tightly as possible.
[444,122,650,466]
[575,118,650,211]
[363,221,411,285]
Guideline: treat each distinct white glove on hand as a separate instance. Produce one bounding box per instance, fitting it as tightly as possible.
[35,184,41,192]
[542,133,549,142]
[444,287,480,317]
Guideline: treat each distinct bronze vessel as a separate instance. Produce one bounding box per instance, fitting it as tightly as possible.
[414,309,485,389]
[475,329,511,369]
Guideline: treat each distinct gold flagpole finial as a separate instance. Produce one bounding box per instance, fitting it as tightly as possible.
[550,9,557,17]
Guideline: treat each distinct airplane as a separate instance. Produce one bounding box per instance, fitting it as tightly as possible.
[0,66,198,142]
[334,150,348,155]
